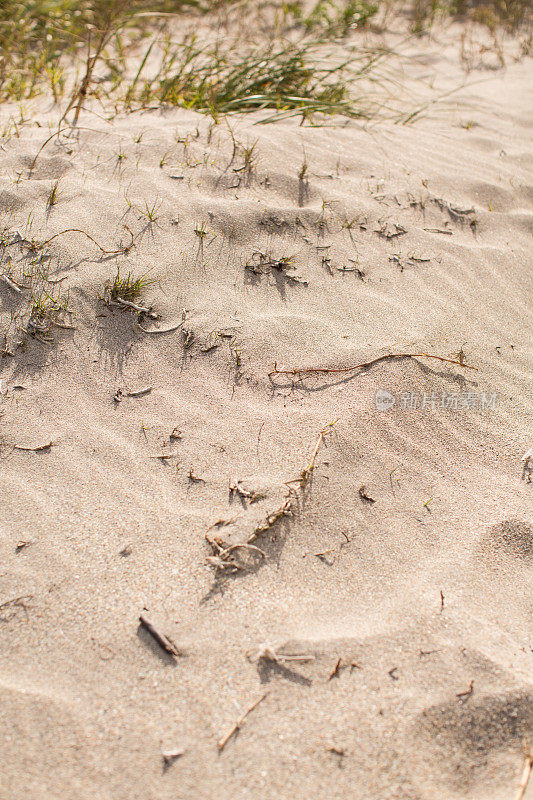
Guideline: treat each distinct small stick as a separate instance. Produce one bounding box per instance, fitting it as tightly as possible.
[358,485,375,503]
[1,274,22,293]
[106,297,159,319]
[456,680,474,701]
[388,666,399,680]
[314,547,337,558]
[139,613,181,659]
[208,542,267,570]
[217,692,268,752]
[269,352,477,378]
[297,419,338,488]
[13,441,53,452]
[162,748,185,768]
[50,320,77,330]
[256,421,265,459]
[328,657,343,680]
[126,387,152,398]
[248,643,314,664]
[137,321,184,334]
[515,746,533,800]
[188,469,206,484]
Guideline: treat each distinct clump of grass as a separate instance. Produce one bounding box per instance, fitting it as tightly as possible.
[155,39,379,122]
[46,180,61,210]
[137,199,161,224]
[410,0,531,34]
[0,0,215,104]
[106,267,154,303]
[0,231,77,350]
[300,0,379,35]
[27,284,70,338]
[23,259,72,340]
[0,2,418,124]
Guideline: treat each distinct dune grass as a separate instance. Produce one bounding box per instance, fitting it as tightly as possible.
[410,0,531,34]
[0,1,530,119]
[152,39,389,121]
[106,268,154,304]
[0,0,395,123]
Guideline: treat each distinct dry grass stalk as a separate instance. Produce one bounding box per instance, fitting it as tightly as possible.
[217,692,268,752]
[206,420,337,572]
[247,642,315,665]
[515,743,533,800]
[269,351,478,378]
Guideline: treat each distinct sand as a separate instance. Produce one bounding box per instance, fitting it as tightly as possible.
[0,18,532,800]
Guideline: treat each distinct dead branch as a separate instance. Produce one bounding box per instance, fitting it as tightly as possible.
[162,747,185,768]
[108,297,157,316]
[206,542,267,571]
[456,680,474,701]
[295,419,338,488]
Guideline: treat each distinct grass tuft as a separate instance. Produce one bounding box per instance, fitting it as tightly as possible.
[106,268,154,303]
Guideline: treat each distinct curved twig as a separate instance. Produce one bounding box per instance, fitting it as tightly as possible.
[269,352,477,378]
[137,321,184,334]
[35,229,127,255]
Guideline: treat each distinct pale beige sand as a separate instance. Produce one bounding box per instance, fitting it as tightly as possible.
[0,21,532,800]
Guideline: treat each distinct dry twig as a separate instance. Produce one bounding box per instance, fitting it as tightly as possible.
[247,642,315,665]
[0,274,22,293]
[139,613,183,659]
[138,321,184,334]
[291,419,338,489]
[162,748,185,768]
[269,352,477,378]
[456,680,474,701]
[13,441,53,452]
[358,485,375,503]
[33,229,128,255]
[328,657,343,680]
[217,692,268,752]
[126,386,152,398]
[515,744,533,800]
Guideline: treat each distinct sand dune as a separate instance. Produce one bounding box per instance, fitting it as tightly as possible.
[0,18,531,800]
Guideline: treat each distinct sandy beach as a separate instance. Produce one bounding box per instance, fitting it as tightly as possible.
[0,5,532,798]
